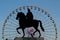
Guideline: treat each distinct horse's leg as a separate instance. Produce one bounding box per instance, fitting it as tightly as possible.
[33,30,37,35]
[16,27,21,34]
[31,34,33,37]
[22,29,25,38]
[36,28,41,37]
[33,28,41,38]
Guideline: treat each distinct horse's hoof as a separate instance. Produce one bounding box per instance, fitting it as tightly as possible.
[39,35,41,38]
[39,36,40,38]
[39,36,41,38]
[22,36,24,38]
[31,34,33,37]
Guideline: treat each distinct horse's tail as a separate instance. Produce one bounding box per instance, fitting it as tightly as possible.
[38,20,45,32]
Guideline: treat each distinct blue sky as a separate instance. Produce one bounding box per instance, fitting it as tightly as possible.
[0,0,60,40]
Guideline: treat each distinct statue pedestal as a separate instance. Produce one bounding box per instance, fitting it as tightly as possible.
[14,37,44,40]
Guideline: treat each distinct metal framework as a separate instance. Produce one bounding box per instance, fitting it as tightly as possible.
[2,6,58,40]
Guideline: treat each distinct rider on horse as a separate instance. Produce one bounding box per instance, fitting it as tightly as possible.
[26,8,33,26]
[16,8,45,37]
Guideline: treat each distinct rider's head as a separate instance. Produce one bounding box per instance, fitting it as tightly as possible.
[27,8,30,12]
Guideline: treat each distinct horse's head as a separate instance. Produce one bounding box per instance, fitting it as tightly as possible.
[16,12,26,20]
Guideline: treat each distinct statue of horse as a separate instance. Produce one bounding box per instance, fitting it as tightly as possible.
[16,12,45,38]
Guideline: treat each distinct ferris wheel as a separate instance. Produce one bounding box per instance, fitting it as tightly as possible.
[2,6,58,40]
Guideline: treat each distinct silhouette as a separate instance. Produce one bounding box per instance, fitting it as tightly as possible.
[16,8,45,38]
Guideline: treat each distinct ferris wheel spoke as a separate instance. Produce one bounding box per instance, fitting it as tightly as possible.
[45,36,55,39]
[10,18,18,24]
[40,14,50,22]
[4,34,20,38]
[43,22,52,26]
[43,24,53,28]
[43,21,52,26]
[4,31,16,33]
[4,30,16,32]
[7,21,18,26]
[8,20,18,25]
[8,16,18,24]
[4,32,16,35]
[45,34,55,37]
[41,17,49,22]
[5,33,17,35]
[11,15,18,21]
[45,28,54,31]
[43,21,54,27]
[44,33,55,37]
[44,35,55,39]
[45,29,55,32]
[44,32,55,35]
[44,37,54,40]
[45,27,54,30]
[6,24,18,27]
[4,33,17,36]
[44,26,54,30]
[5,24,18,29]
[44,36,55,39]
[5,27,16,30]
[4,36,15,39]
[45,30,55,32]
[41,16,52,24]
